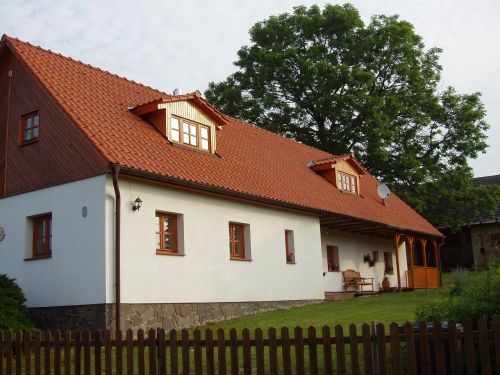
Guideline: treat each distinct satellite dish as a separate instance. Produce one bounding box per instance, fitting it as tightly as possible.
[377,183,391,200]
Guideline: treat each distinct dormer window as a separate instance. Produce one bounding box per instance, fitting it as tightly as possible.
[337,171,358,194]
[171,116,211,151]
[131,91,227,155]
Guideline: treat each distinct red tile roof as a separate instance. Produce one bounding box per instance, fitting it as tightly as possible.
[2,35,442,237]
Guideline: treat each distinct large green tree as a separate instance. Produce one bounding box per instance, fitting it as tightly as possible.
[205,3,499,228]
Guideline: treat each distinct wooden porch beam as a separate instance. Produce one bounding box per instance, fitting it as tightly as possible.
[394,233,402,291]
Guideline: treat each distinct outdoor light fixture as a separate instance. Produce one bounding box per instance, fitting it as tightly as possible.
[132,196,143,211]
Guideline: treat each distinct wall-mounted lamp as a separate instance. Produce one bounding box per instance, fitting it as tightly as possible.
[132,196,143,211]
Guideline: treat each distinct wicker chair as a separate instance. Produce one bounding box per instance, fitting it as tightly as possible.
[342,269,374,293]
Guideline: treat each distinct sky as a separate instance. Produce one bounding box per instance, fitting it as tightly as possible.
[1,0,499,177]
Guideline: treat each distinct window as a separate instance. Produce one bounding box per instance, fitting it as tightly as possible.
[31,214,52,258]
[285,230,295,264]
[337,171,358,194]
[491,233,500,248]
[229,223,246,259]
[20,111,40,144]
[327,245,339,272]
[372,250,379,263]
[384,251,394,274]
[171,115,211,151]
[156,212,178,254]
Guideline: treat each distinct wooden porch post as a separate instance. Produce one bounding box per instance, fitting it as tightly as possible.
[433,238,442,287]
[394,233,402,291]
[407,235,414,288]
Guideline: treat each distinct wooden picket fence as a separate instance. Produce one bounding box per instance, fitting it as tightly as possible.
[1,318,499,375]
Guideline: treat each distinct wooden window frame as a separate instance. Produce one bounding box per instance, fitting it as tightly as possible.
[337,171,358,194]
[326,245,340,272]
[156,212,179,255]
[31,213,52,259]
[229,223,246,260]
[171,115,211,152]
[19,111,40,145]
[372,250,379,263]
[285,230,295,264]
[383,251,394,275]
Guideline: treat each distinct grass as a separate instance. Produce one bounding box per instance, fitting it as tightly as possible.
[198,274,454,334]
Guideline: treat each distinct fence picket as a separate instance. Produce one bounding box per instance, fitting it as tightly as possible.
[43,331,50,375]
[74,331,81,375]
[404,323,417,375]
[104,329,112,375]
[93,331,102,375]
[229,328,238,375]
[82,331,90,375]
[376,323,387,375]
[268,328,278,375]
[463,319,476,375]
[242,328,252,375]
[170,329,179,375]
[53,331,62,375]
[335,325,346,375]
[205,329,215,375]
[447,320,462,375]
[307,327,318,375]
[361,324,373,375]
[126,330,134,375]
[148,328,157,375]
[6,331,13,375]
[417,322,431,375]
[15,331,22,375]
[34,330,42,375]
[157,329,166,375]
[281,327,292,375]
[137,329,145,375]
[254,328,265,375]
[63,330,71,375]
[388,323,400,375]
[116,330,123,375]
[322,326,333,375]
[478,318,492,375]
[217,329,227,375]
[193,329,203,375]
[432,321,446,375]
[347,325,359,375]
[294,327,305,375]
[0,331,3,375]
[182,329,190,375]
[24,330,32,375]
[494,318,500,375]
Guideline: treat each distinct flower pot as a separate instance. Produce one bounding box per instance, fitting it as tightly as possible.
[382,278,390,291]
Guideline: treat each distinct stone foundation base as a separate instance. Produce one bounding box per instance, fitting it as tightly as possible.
[29,300,321,331]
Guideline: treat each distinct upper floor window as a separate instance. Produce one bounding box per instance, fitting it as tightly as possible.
[156,212,179,255]
[32,213,52,258]
[20,111,40,144]
[337,171,358,194]
[171,116,211,152]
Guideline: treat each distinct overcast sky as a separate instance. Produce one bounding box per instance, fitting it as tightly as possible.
[2,0,499,177]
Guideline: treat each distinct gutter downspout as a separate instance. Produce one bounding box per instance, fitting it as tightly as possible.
[111,165,121,332]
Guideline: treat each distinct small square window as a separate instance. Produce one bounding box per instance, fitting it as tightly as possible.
[229,223,251,260]
[20,111,40,144]
[156,212,179,255]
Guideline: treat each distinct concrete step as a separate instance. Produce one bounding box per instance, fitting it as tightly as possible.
[324,292,356,301]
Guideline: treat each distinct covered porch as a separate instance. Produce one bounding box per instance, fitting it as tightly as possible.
[320,214,442,294]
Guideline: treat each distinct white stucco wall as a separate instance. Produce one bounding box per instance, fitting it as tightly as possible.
[107,177,325,304]
[321,228,408,292]
[0,176,107,307]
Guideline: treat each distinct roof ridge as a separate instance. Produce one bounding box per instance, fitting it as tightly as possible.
[3,34,167,97]
[224,114,334,158]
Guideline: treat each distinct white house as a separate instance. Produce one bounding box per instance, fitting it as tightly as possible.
[0,35,443,330]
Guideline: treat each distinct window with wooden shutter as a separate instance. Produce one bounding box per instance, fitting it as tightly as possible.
[285,230,295,264]
[31,213,52,258]
[156,212,179,255]
[20,111,40,145]
[383,251,394,274]
[327,245,339,272]
[229,223,246,260]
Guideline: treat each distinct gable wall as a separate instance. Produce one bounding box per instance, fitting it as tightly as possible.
[0,50,108,197]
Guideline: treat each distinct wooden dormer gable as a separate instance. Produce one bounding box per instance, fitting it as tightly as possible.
[309,153,367,195]
[131,91,228,153]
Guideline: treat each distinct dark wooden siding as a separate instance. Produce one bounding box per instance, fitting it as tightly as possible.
[0,50,108,197]
[0,48,11,196]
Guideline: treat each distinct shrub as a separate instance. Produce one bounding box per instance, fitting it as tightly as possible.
[416,264,500,323]
[0,274,32,330]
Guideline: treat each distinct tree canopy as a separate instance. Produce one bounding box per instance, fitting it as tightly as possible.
[205,3,499,228]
